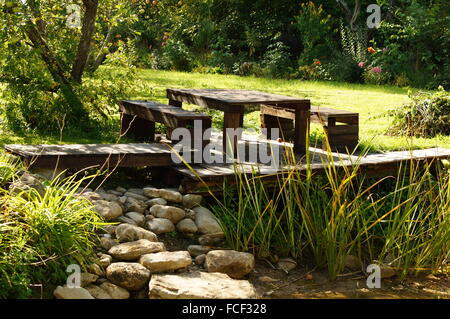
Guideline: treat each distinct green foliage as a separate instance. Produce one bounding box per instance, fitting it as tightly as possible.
[386,87,450,137]
[0,172,103,299]
[260,42,293,78]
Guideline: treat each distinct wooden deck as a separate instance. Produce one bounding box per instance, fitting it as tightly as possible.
[4,143,183,169]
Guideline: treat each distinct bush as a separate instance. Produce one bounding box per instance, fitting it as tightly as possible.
[260,42,293,78]
[0,172,103,298]
[386,87,450,137]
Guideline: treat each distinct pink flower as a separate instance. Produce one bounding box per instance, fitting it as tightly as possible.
[382,47,389,53]
[358,61,366,68]
[371,66,382,73]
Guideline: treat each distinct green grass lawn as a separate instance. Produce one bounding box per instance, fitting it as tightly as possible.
[1,69,449,152]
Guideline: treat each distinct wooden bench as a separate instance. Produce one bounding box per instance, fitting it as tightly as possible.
[119,100,212,146]
[260,105,359,152]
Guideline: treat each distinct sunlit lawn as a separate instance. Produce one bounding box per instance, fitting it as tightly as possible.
[1,69,449,152]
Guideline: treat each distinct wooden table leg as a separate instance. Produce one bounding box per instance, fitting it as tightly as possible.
[294,109,310,154]
[168,99,182,108]
[223,111,244,159]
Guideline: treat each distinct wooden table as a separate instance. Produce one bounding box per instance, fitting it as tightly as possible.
[166,89,311,156]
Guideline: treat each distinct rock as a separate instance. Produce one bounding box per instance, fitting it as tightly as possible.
[139,251,192,273]
[30,168,66,181]
[84,284,112,299]
[145,218,175,235]
[150,205,185,224]
[80,272,99,287]
[106,262,151,291]
[100,237,118,251]
[115,223,158,242]
[131,288,149,299]
[277,258,297,273]
[205,250,255,279]
[128,188,145,195]
[53,286,95,299]
[9,173,46,198]
[98,254,113,268]
[117,216,137,226]
[143,187,160,198]
[115,186,127,194]
[149,272,257,299]
[344,255,362,270]
[195,254,206,266]
[94,200,123,221]
[124,197,146,214]
[187,245,212,257]
[118,196,127,204]
[185,209,196,220]
[176,218,198,233]
[103,225,117,236]
[380,265,397,279]
[80,191,103,203]
[258,276,278,283]
[124,191,148,202]
[198,232,225,246]
[145,198,167,207]
[158,189,183,203]
[108,239,166,261]
[125,212,146,227]
[99,282,130,299]
[107,190,123,196]
[194,207,222,234]
[100,193,118,202]
[182,194,203,209]
[88,263,105,277]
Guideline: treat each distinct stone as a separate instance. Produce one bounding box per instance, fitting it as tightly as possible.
[194,206,222,234]
[100,193,118,202]
[344,255,362,270]
[149,272,257,299]
[115,186,127,193]
[98,254,113,268]
[185,209,196,220]
[30,168,66,181]
[99,282,130,299]
[277,258,297,273]
[117,216,137,226]
[205,250,255,279]
[131,288,149,300]
[176,218,198,233]
[100,237,118,251]
[88,263,105,277]
[143,187,160,198]
[139,251,192,273]
[80,272,99,287]
[84,284,112,299]
[80,191,103,203]
[380,264,397,279]
[9,173,46,198]
[150,205,185,224]
[198,232,225,246]
[53,286,95,299]
[124,191,148,202]
[103,225,117,236]
[258,276,278,283]
[187,245,212,257]
[108,239,166,261]
[182,194,203,209]
[128,188,145,195]
[145,198,167,207]
[124,197,147,214]
[106,262,151,291]
[107,190,124,196]
[125,212,146,227]
[118,196,127,204]
[94,200,123,221]
[195,254,206,266]
[145,218,175,235]
[115,223,158,242]
[158,189,183,203]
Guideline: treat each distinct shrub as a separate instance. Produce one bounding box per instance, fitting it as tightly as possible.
[386,87,450,137]
[260,42,293,78]
[0,172,103,298]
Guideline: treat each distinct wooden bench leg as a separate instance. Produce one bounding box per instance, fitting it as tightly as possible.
[323,117,359,152]
[260,113,294,140]
[168,99,182,108]
[120,113,155,142]
[294,109,309,155]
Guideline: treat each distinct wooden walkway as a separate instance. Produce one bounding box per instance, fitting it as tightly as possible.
[4,143,183,169]
[171,146,450,194]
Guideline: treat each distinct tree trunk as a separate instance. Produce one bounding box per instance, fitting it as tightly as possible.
[87,25,115,73]
[71,0,99,83]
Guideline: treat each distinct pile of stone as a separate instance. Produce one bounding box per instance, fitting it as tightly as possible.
[53,186,258,299]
